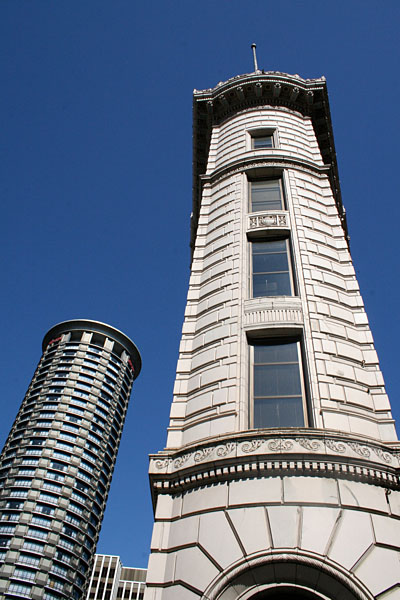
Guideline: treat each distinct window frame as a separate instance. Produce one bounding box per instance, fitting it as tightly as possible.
[248,338,309,429]
[251,133,274,150]
[248,127,277,150]
[250,236,296,298]
[249,177,285,213]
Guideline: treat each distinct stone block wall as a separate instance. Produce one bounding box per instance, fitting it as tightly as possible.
[145,474,400,599]
[166,106,396,448]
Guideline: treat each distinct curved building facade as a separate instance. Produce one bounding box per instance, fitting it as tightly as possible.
[0,320,141,600]
[144,71,400,599]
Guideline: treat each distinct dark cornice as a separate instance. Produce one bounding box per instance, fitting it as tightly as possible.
[192,71,347,258]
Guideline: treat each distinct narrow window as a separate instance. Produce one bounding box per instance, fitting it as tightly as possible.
[250,179,283,212]
[252,133,274,149]
[251,239,294,297]
[250,340,306,428]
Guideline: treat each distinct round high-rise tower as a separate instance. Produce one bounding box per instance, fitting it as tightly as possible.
[0,320,141,600]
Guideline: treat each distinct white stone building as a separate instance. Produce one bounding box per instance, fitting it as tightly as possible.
[144,69,400,600]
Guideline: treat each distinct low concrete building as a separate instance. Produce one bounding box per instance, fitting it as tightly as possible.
[144,67,400,599]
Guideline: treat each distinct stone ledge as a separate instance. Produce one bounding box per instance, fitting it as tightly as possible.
[243,296,304,330]
[201,156,331,188]
[149,430,400,499]
[247,210,290,235]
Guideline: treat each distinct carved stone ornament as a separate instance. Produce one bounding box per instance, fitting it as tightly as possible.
[241,439,263,453]
[296,438,321,452]
[249,213,288,230]
[174,454,191,469]
[267,439,293,452]
[371,447,392,464]
[208,158,330,188]
[155,458,172,470]
[151,433,399,492]
[194,447,214,463]
[347,442,371,459]
[325,439,346,453]
[216,442,236,457]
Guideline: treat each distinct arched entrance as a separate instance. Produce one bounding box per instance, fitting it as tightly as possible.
[202,551,374,600]
[247,586,330,599]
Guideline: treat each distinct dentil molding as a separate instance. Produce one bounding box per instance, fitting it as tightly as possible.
[149,430,400,495]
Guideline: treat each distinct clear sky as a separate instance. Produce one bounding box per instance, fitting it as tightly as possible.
[1,0,399,569]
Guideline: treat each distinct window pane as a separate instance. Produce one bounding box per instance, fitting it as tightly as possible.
[254,363,302,397]
[253,135,273,149]
[253,248,289,272]
[252,341,305,428]
[253,273,292,297]
[254,343,298,364]
[251,180,282,211]
[253,238,287,253]
[254,397,304,428]
[252,240,292,297]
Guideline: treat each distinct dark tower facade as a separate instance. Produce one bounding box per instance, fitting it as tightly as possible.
[0,320,141,600]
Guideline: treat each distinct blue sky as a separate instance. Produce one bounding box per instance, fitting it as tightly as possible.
[1,0,399,568]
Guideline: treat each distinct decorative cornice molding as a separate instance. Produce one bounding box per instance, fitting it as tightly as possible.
[200,155,330,188]
[149,430,400,498]
[194,71,326,93]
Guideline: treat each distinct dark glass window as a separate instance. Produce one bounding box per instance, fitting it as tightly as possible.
[5,500,23,510]
[36,504,55,516]
[75,481,88,493]
[110,355,121,367]
[51,461,67,472]
[250,179,283,212]
[251,340,306,428]
[56,549,72,563]
[67,415,81,424]
[252,134,274,149]
[30,437,45,446]
[62,525,78,539]
[252,239,293,297]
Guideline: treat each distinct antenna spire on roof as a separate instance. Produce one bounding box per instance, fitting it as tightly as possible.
[251,43,260,73]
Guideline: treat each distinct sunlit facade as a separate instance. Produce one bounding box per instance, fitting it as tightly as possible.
[144,70,400,599]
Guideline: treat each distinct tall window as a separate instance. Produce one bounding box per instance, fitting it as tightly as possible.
[251,340,306,428]
[250,179,283,212]
[251,239,294,297]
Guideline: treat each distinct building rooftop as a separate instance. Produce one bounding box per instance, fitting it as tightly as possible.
[43,319,142,378]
